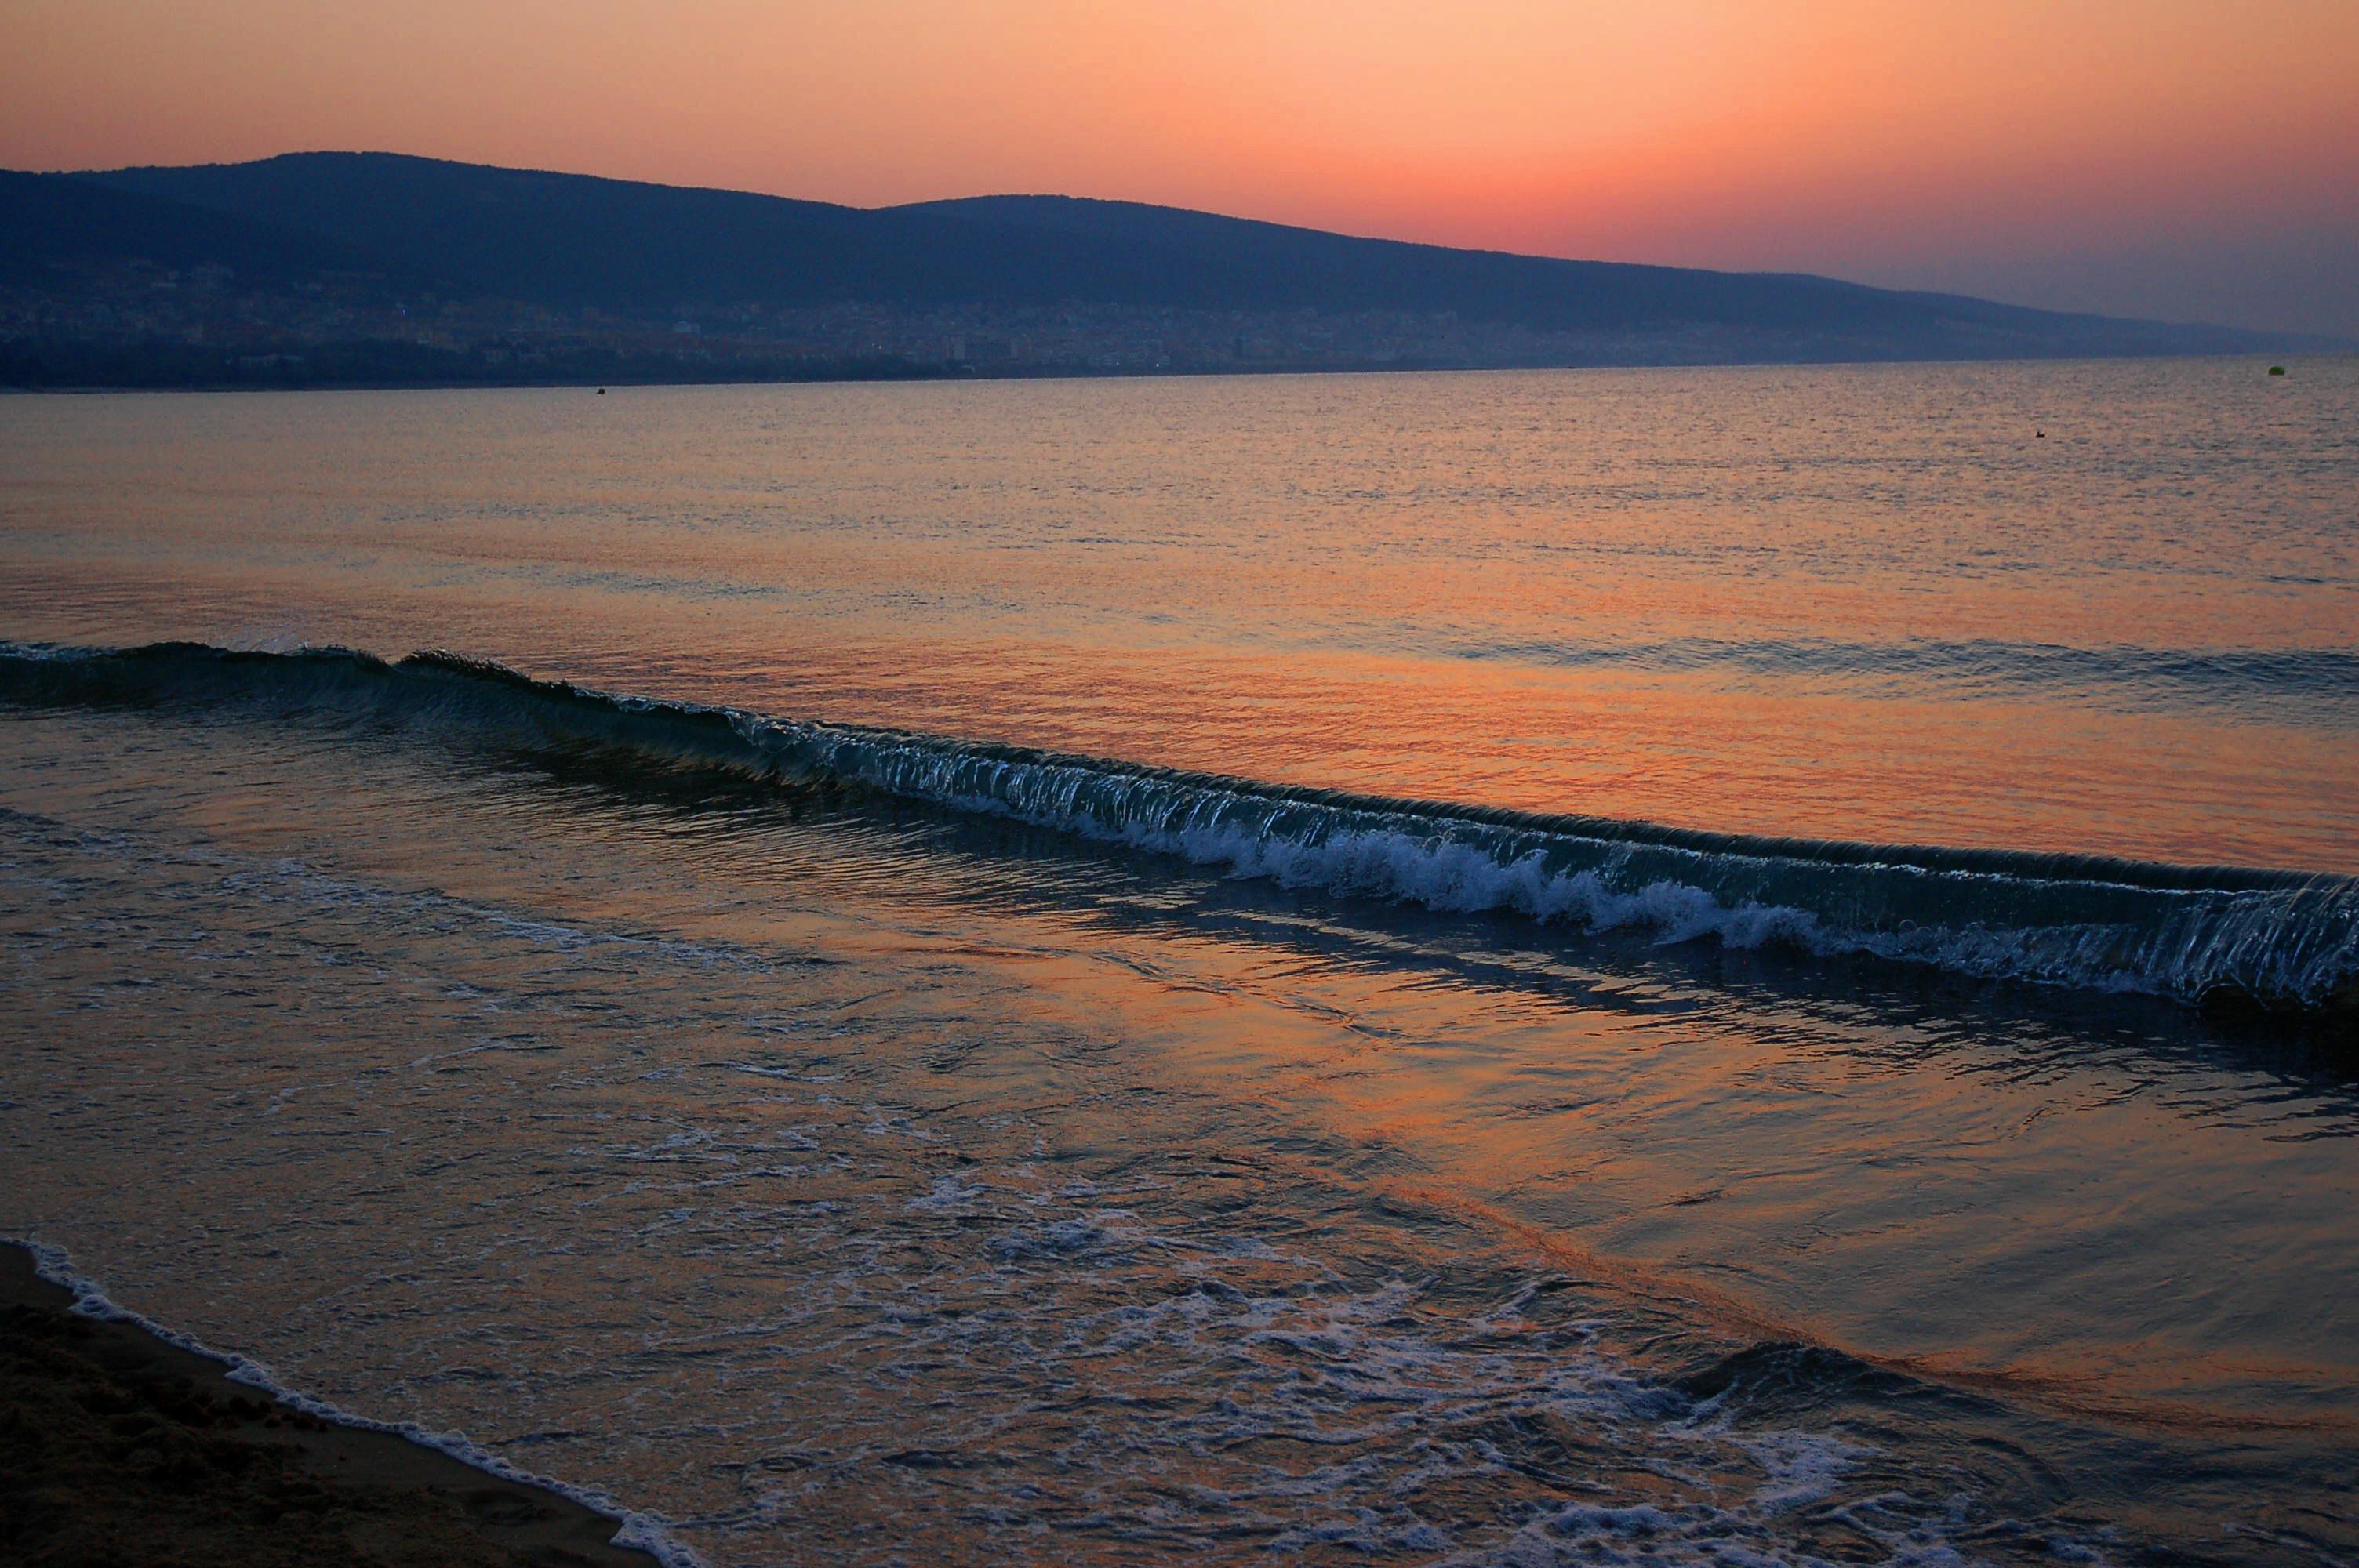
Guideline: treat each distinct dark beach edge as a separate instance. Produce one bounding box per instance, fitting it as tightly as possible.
[2,1240,671,1567]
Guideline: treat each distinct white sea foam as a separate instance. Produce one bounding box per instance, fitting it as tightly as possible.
[8,639,2355,1007]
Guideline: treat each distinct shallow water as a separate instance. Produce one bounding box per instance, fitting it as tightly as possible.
[2,362,2356,1565]
[3,361,2354,869]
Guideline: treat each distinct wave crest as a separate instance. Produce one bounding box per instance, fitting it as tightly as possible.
[5,639,2354,1015]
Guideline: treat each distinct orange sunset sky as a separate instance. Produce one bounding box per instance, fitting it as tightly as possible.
[5,1,2356,335]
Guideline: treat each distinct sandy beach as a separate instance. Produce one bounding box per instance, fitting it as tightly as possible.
[1,1243,653,1568]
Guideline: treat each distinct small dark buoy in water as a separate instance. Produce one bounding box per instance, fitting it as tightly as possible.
[597,387,608,394]
[2269,365,2286,376]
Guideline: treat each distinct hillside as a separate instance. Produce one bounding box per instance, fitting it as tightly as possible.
[1,152,2325,389]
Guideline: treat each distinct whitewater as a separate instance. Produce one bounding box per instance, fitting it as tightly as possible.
[7,639,2354,1015]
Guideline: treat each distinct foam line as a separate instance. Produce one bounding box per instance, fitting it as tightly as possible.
[5,639,2354,1013]
[5,1236,708,1568]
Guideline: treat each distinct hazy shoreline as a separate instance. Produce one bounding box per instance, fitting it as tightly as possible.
[2,346,2345,397]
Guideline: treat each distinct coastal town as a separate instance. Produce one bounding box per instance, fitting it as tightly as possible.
[3,256,1851,387]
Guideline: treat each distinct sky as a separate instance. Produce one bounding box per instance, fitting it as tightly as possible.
[5,1,2355,336]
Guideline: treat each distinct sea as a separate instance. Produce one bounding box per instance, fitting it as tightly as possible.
[2,358,2354,1567]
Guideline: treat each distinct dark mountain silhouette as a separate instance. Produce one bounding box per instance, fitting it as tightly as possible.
[80,153,2234,342]
[0,167,413,290]
[2,151,2329,388]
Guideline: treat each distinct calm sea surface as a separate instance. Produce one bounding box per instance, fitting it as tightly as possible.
[2,361,2356,1566]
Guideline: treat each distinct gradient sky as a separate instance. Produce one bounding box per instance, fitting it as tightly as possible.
[5,1,2355,335]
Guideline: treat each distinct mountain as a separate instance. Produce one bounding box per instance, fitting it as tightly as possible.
[75,154,2252,342]
[0,151,2328,388]
[0,166,409,290]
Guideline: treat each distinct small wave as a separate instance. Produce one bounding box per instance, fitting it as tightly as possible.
[1455,633,2359,724]
[4,639,2354,1014]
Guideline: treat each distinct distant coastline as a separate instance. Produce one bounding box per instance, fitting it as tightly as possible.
[7,152,2343,393]
[5,347,2346,397]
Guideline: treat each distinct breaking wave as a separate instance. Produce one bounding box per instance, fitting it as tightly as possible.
[5,639,2354,1014]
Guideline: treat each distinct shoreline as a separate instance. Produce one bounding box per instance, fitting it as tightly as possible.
[1,1240,663,1567]
[1,346,2343,398]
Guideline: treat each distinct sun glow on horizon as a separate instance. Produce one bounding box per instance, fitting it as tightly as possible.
[4,0,2355,332]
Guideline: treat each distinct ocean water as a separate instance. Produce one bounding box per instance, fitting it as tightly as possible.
[2,359,2356,1566]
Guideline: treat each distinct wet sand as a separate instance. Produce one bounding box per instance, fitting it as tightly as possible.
[1,1242,654,1568]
